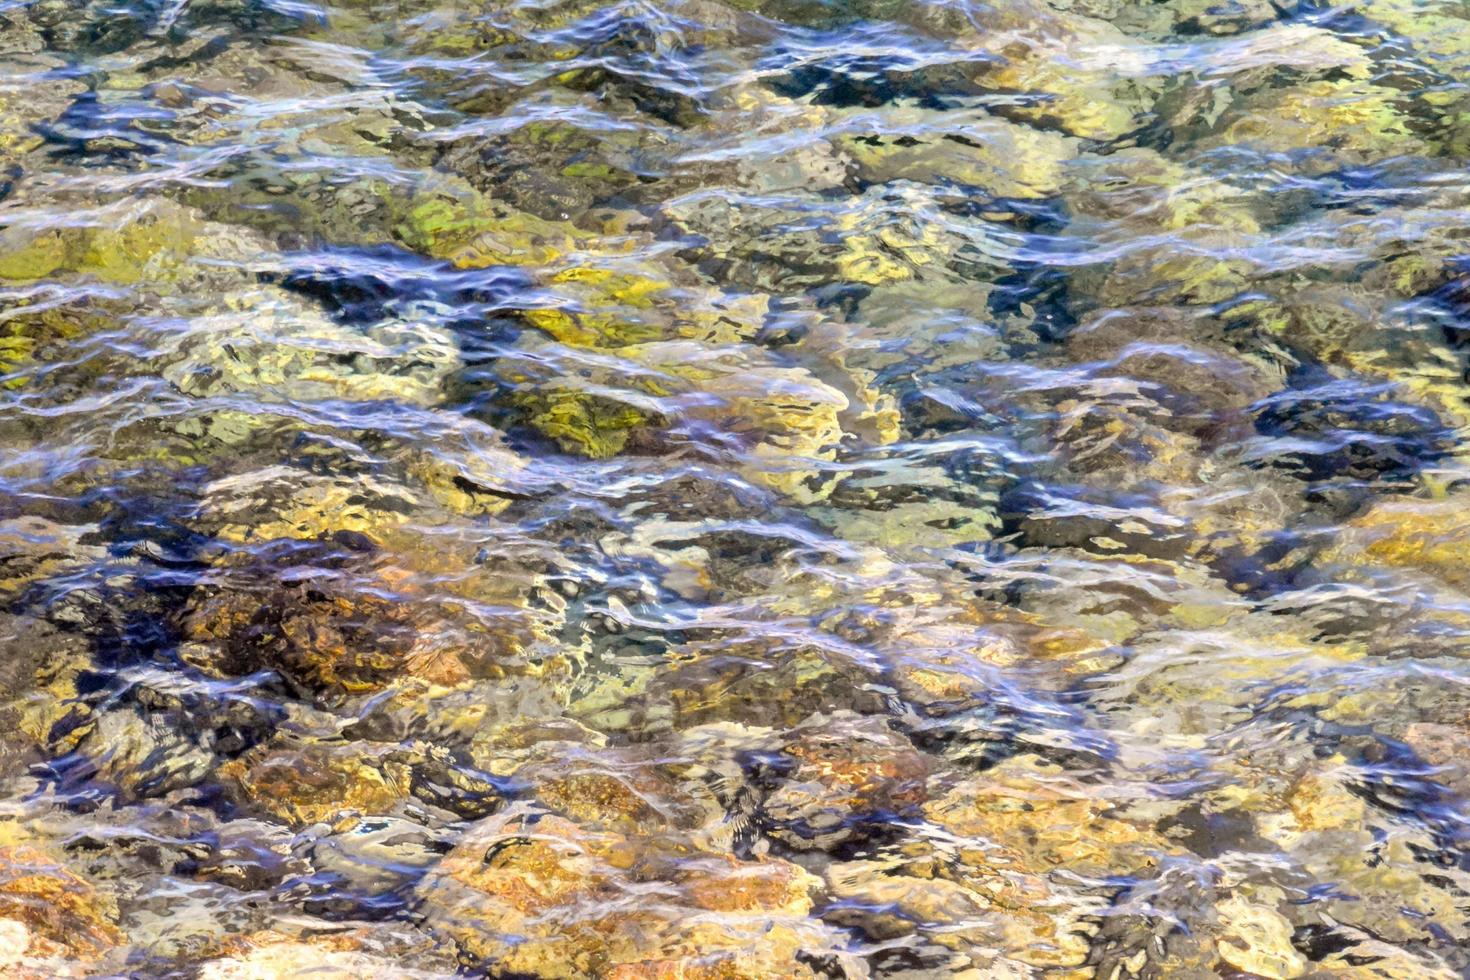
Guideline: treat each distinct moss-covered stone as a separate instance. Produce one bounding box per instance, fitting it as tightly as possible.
[1215,79,1429,160]
[395,173,614,267]
[523,263,769,349]
[0,198,272,293]
[502,337,895,500]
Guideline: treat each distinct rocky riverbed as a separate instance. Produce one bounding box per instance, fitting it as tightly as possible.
[2,0,1470,976]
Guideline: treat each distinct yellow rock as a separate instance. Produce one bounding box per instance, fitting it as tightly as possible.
[955,5,1150,140]
[0,226,73,281]
[511,746,726,836]
[824,861,1092,970]
[400,438,529,518]
[985,56,1140,140]
[518,387,651,460]
[1344,345,1470,435]
[1064,148,1260,235]
[697,361,847,500]
[837,107,1076,198]
[0,199,252,286]
[395,174,616,269]
[1225,80,1423,158]
[1287,766,1367,833]
[511,340,865,500]
[202,470,417,544]
[195,929,455,980]
[1353,0,1470,76]
[160,288,459,409]
[923,754,1174,876]
[1214,894,1306,979]
[1323,495,1470,595]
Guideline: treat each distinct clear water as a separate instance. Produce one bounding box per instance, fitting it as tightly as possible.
[1,0,1470,975]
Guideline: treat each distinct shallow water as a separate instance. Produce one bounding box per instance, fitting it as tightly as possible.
[1,0,1470,976]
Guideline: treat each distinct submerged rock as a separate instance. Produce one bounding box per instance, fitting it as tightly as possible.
[0,838,124,976]
[0,198,266,289]
[193,927,459,980]
[394,173,618,268]
[660,183,1007,294]
[695,83,851,195]
[4,0,1470,974]
[504,338,893,500]
[763,712,931,850]
[810,443,1004,552]
[823,857,1095,972]
[589,634,887,734]
[0,52,83,175]
[836,106,1077,198]
[922,754,1175,877]
[0,614,93,773]
[503,741,728,837]
[218,739,414,829]
[65,705,219,800]
[438,117,648,221]
[415,804,857,978]
[1214,892,1308,979]
[949,0,1158,140]
[1206,79,1429,162]
[160,287,461,409]
[1321,494,1470,597]
[521,261,770,349]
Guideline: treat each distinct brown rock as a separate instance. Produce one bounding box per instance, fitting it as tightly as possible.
[1403,722,1470,797]
[824,858,1095,971]
[218,740,412,828]
[764,712,931,850]
[508,743,727,837]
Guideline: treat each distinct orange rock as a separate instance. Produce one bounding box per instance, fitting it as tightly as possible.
[218,741,411,828]
[416,805,849,978]
[923,756,1173,877]
[0,844,122,962]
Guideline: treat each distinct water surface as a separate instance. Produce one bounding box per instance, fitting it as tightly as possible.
[2,0,1470,975]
